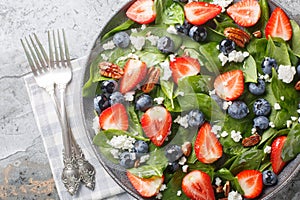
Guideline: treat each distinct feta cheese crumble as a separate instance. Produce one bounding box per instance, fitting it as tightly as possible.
[177,190,182,196]
[280,96,285,101]
[218,50,249,66]
[178,156,187,165]
[274,103,281,110]
[167,25,178,34]
[231,130,242,142]
[100,53,109,61]
[160,60,172,81]
[269,121,275,128]
[278,65,296,83]
[160,184,167,192]
[154,97,165,104]
[221,131,229,138]
[264,146,272,154]
[228,191,243,200]
[124,91,135,101]
[291,116,298,121]
[140,154,150,163]
[156,192,163,199]
[212,125,222,134]
[130,36,145,50]
[110,149,120,159]
[222,101,232,110]
[182,165,189,173]
[287,120,292,128]
[146,34,160,46]
[107,135,136,150]
[103,40,115,50]
[174,115,189,128]
[215,177,222,186]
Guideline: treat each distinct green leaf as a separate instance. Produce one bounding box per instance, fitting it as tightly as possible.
[247,38,268,73]
[177,75,213,94]
[162,171,189,200]
[242,55,258,83]
[135,51,166,67]
[101,20,135,41]
[266,38,291,66]
[282,124,300,162]
[154,0,173,25]
[160,80,175,109]
[127,106,145,138]
[291,20,300,57]
[215,168,244,194]
[259,0,269,36]
[162,3,184,25]
[198,42,222,74]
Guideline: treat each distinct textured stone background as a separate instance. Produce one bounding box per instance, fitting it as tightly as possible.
[0,0,299,199]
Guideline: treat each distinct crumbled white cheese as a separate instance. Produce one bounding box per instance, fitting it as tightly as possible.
[218,52,229,66]
[221,131,229,138]
[154,97,165,104]
[146,34,160,46]
[287,120,292,128]
[157,135,163,141]
[264,146,272,154]
[182,165,189,173]
[130,36,145,50]
[100,54,109,61]
[215,177,222,186]
[228,191,243,200]
[160,184,167,192]
[222,101,232,110]
[280,96,285,101]
[110,149,120,159]
[131,28,138,33]
[297,109,300,114]
[231,130,242,142]
[218,50,249,66]
[212,0,233,12]
[92,116,100,134]
[209,89,216,96]
[117,53,139,62]
[298,117,300,123]
[177,190,182,196]
[167,25,178,34]
[124,91,135,101]
[156,192,163,199]
[141,24,147,30]
[174,115,189,128]
[107,135,136,150]
[278,65,296,83]
[178,156,187,165]
[291,116,298,121]
[160,60,172,81]
[169,54,176,62]
[251,127,257,134]
[269,121,275,128]
[177,91,185,96]
[274,103,281,110]
[103,40,116,50]
[140,154,150,163]
[212,125,222,134]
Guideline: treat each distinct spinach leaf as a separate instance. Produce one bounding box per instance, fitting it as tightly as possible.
[101,20,135,41]
[206,27,226,43]
[198,42,222,74]
[282,124,300,162]
[177,75,213,94]
[259,0,269,36]
[127,106,145,138]
[242,55,258,83]
[247,38,268,73]
[291,20,300,57]
[266,38,291,66]
[155,0,173,25]
[162,2,185,25]
[162,171,189,200]
[160,80,175,109]
[135,51,166,67]
[215,168,244,194]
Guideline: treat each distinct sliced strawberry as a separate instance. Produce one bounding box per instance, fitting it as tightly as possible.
[271,135,288,174]
[184,2,222,26]
[236,169,263,199]
[140,106,172,146]
[126,0,156,24]
[194,122,223,164]
[119,59,147,94]
[227,0,261,27]
[127,171,164,198]
[214,69,244,101]
[99,103,128,131]
[182,170,215,200]
[265,7,292,41]
[169,56,201,84]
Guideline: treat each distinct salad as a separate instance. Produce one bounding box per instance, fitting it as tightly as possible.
[83,0,300,199]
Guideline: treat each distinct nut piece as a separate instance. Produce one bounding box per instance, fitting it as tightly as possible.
[141,67,160,93]
[215,185,223,193]
[224,27,251,48]
[295,80,300,90]
[181,142,192,157]
[242,133,261,147]
[253,30,262,38]
[99,62,124,79]
[223,181,230,197]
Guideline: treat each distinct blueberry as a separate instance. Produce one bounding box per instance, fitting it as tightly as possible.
[94,94,110,113]
[166,162,180,173]
[253,98,271,116]
[188,26,207,42]
[175,20,193,35]
[119,151,136,169]
[297,64,300,78]
[135,94,153,112]
[188,109,205,127]
[157,36,175,54]
[262,170,278,186]
[219,39,236,56]
[109,92,125,105]
[253,116,269,130]
[134,140,149,154]
[261,57,278,76]
[101,80,118,94]
[165,144,183,162]
[113,31,130,48]
[249,79,266,95]
[227,101,249,119]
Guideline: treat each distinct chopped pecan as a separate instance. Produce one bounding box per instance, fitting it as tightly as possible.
[242,133,261,147]
[215,185,224,193]
[295,80,300,90]
[223,181,230,197]
[181,142,192,157]
[224,27,251,48]
[141,67,160,93]
[253,30,262,38]
[99,62,124,79]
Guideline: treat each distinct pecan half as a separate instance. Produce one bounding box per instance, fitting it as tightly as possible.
[181,142,192,157]
[295,80,300,90]
[141,67,160,93]
[99,62,124,79]
[224,27,251,48]
[223,181,230,197]
[253,30,262,38]
[242,133,261,147]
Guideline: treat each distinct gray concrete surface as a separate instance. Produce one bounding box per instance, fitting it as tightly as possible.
[0,0,299,199]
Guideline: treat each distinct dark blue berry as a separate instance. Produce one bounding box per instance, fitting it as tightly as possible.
[166,162,180,173]
[134,140,149,154]
[157,36,175,54]
[262,170,278,186]
[188,109,205,127]
[261,57,278,76]
[119,151,136,169]
[109,92,125,105]
[249,79,266,95]
[135,94,153,112]
[219,39,236,56]
[113,31,130,48]
[94,94,110,113]
[253,98,271,116]
[101,80,118,94]
[175,20,192,35]
[189,26,207,42]
[228,101,249,119]
[297,64,300,78]
[253,116,269,130]
[165,144,183,162]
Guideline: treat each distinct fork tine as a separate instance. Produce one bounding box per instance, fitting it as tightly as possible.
[25,37,42,72]
[62,29,71,66]
[57,29,66,66]
[29,35,47,70]
[53,30,60,67]
[48,31,55,68]
[34,33,49,66]
[21,38,38,76]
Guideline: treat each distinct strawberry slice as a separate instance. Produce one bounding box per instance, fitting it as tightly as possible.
[119,59,147,94]
[236,169,263,199]
[184,2,222,26]
[227,0,261,27]
[265,7,292,41]
[194,122,223,164]
[126,0,156,24]
[127,171,164,198]
[214,69,244,101]
[182,170,215,200]
[169,56,201,84]
[99,103,128,131]
[140,106,172,146]
[271,135,288,174]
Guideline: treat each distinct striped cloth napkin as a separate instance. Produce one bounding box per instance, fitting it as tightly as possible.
[24,57,133,200]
